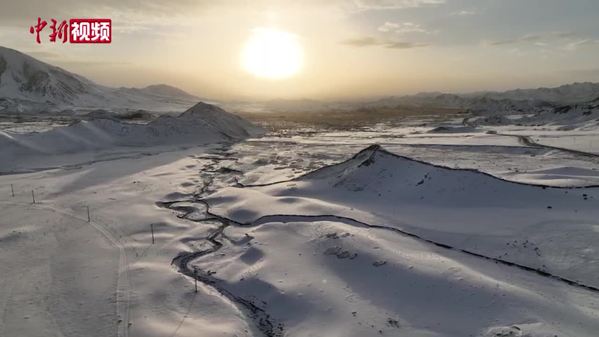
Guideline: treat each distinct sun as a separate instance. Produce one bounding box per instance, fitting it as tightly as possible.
[242,28,303,79]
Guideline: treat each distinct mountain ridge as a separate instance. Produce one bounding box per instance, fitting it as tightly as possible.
[3,46,599,116]
[0,46,198,113]
[226,82,599,115]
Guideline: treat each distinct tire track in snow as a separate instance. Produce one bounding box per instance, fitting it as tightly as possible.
[39,204,131,337]
[1,201,131,337]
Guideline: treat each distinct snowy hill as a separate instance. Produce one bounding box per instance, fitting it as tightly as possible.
[552,96,599,117]
[0,46,198,113]
[208,145,599,288]
[0,102,263,166]
[196,145,599,336]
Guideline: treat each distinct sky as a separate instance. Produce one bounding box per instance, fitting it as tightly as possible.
[1,0,599,100]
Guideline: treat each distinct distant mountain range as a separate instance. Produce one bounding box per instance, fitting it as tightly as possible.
[369,83,599,112]
[2,46,599,116]
[231,83,599,114]
[0,46,198,113]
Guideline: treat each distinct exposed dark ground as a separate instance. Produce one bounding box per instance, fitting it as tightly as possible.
[0,105,466,134]
[237,106,466,129]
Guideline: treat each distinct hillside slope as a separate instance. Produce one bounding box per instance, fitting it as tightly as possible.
[0,102,263,163]
[0,46,197,112]
[208,145,599,287]
[194,145,599,337]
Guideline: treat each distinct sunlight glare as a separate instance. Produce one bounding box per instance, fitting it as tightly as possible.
[242,27,303,79]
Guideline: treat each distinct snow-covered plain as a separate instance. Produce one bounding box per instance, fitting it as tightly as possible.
[1,114,599,337]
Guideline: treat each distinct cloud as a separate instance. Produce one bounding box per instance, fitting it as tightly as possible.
[0,0,200,26]
[341,36,427,49]
[378,22,399,33]
[484,32,599,51]
[341,36,381,46]
[1,0,445,26]
[564,39,599,51]
[378,21,428,34]
[352,0,445,10]
[487,34,543,46]
[385,41,428,49]
[452,10,476,16]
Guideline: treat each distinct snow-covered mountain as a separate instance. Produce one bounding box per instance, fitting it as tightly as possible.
[375,83,599,110]
[553,95,599,115]
[478,82,599,103]
[366,93,552,113]
[0,46,198,113]
[532,95,599,126]
[465,94,599,128]
[0,102,264,164]
[135,84,198,100]
[231,83,599,115]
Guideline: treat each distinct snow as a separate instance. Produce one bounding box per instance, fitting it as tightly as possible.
[0,46,198,113]
[0,145,255,337]
[208,144,599,284]
[0,204,119,337]
[191,219,599,337]
[1,120,599,337]
[0,102,264,172]
[2,75,599,337]
[533,134,599,155]
[227,83,599,117]
[203,144,599,336]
